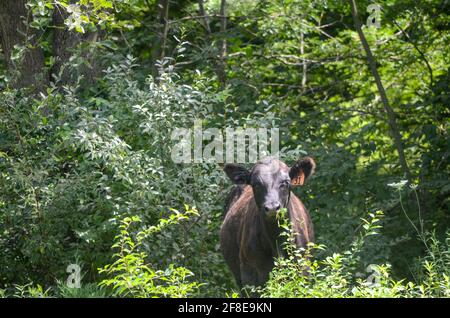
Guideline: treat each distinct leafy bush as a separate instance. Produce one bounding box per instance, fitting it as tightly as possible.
[99,207,201,298]
[0,55,233,294]
[1,0,448,296]
[261,210,450,298]
[0,283,51,298]
[56,282,110,298]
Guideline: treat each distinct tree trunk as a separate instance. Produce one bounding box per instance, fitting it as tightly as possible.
[51,3,103,87]
[218,0,227,87]
[198,0,212,36]
[150,0,170,77]
[0,0,47,91]
[158,0,170,62]
[198,0,227,88]
[300,32,307,91]
[349,0,412,181]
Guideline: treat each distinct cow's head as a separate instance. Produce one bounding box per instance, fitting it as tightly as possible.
[224,156,316,215]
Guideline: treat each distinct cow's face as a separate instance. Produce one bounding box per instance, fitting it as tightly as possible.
[250,158,290,215]
[224,157,316,216]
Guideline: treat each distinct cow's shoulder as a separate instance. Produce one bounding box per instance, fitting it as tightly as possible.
[288,192,315,245]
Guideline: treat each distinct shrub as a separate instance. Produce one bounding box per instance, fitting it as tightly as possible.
[0,56,234,294]
[98,206,201,298]
[260,210,450,298]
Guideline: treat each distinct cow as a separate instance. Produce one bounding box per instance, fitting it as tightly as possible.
[220,156,316,292]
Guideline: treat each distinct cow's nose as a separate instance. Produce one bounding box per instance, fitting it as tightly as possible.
[264,203,281,213]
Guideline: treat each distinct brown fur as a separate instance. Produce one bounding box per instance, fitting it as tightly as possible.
[220,184,314,290]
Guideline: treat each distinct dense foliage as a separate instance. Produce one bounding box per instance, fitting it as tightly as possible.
[261,210,450,297]
[0,0,448,297]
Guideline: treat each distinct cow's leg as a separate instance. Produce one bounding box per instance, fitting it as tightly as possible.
[223,255,242,290]
[240,263,259,297]
[229,260,242,290]
[220,224,242,291]
[256,260,274,287]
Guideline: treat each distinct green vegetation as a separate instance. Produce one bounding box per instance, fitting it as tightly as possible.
[0,0,448,297]
[261,210,450,297]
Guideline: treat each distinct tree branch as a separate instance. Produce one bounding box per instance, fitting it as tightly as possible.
[349,0,412,181]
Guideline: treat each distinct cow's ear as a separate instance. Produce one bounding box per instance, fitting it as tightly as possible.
[289,157,316,186]
[224,164,251,184]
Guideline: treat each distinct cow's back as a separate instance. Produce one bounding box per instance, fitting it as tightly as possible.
[223,184,246,217]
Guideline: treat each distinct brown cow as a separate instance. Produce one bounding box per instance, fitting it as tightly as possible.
[220,156,315,291]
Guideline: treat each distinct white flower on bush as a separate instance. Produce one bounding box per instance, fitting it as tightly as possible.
[387,180,408,190]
